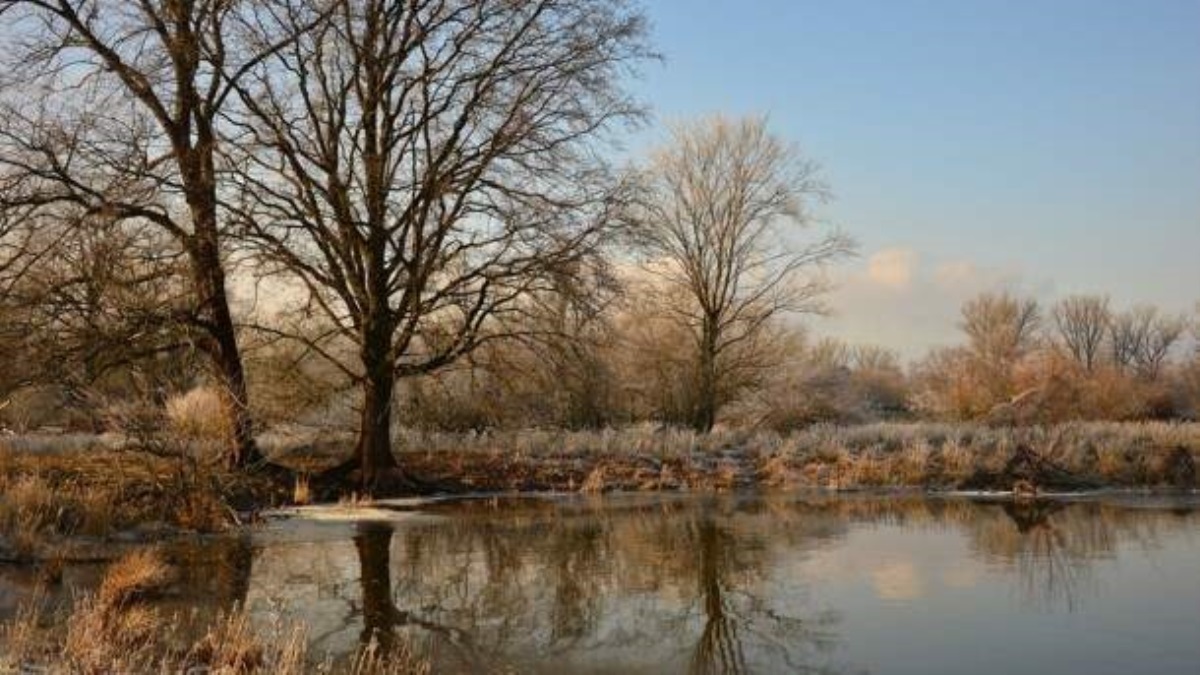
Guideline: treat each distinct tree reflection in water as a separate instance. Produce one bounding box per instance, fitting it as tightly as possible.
[231,495,1199,673]
[964,497,1194,612]
[999,500,1092,612]
[690,517,747,675]
[353,521,491,672]
[332,497,850,674]
[681,505,845,675]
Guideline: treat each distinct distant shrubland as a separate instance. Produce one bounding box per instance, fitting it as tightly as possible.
[2,290,1199,438]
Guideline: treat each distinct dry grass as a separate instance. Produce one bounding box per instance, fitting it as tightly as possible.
[0,445,288,560]
[293,473,312,505]
[166,386,235,455]
[182,610,307,674]
[0,549,310,673]
[6,549,175,672]
[392,422,1200,492]
[1,586,46,665]
[0,473,122,559]
[348,638,432,675]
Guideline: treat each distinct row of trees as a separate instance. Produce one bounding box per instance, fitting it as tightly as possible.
[387,292,1200,430]
[913,293,1200,422]
[0,2,849,490]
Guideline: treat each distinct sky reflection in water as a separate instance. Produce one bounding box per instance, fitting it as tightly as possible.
[235,494,1200,675]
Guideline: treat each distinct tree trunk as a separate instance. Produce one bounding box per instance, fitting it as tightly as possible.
[190,236,262,468]
[693,319,719,433]
[358,349,399,493]
[355,218,400,492]
[181,123,261,468]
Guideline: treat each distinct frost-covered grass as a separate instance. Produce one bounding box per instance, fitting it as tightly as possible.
[3,422,1196,522]
[389,422,1200,491]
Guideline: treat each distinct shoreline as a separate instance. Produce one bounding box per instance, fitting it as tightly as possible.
[3,421,1198,562]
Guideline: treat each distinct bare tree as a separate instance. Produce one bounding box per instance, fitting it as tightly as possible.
[0,209,48,399]
[958,292,1041,406]
[0,1,320,465]
[627,116,854,431]
[961,292,1041,365]
[1108,309,1143,371]
[1108,305,1186,380]
[1052,294,1110,373]
[0,210,43,303]
[516,262,623,429]
[14,218,191,413]
[226,0,649,490]
[1137,309,1186,381]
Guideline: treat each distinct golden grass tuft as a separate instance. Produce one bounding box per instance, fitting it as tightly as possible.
[183,610,307,675]
[293,473,312,505]
[95,549,172,609]
[166,386,235,449]
[755,453,791,486]
[0,474,60,557]
[349,636,432,675]
[60,550,173,670]
[2,587,47,665]
[579,465,606,493]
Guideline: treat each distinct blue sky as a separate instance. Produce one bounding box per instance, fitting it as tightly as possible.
[627,0,1200,358]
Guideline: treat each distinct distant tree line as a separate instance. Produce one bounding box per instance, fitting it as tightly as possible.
[911,293,1200,423]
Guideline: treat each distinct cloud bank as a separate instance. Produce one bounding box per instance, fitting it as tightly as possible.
[815,246,1050,361]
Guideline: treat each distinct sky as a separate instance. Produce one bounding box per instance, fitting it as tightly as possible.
[626,0,1200,360]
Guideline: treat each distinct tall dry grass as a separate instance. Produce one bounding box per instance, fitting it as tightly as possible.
[0,443,285,560]
[0,473,119,559]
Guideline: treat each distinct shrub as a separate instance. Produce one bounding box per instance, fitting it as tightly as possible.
[166,386,234,449]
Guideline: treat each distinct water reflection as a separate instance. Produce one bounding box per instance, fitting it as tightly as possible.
[234,495,1200,673]
[5,494,1199,674]
[244,497,854,673]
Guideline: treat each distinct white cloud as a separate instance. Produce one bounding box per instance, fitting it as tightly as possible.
[866,248,917,289]
[811,246,1044,361]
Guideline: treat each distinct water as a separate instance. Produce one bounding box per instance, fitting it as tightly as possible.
[6,493,1200,673]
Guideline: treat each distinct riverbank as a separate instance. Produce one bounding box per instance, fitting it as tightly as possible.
[363,422,1200,493]
[2,422,1197,563]
[0,445,289,563]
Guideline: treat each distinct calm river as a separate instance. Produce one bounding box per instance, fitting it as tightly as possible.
[5,493,1200,674]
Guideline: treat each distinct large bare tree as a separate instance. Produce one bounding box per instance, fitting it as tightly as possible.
[0,208,51,399]
[226,0,649,490]
[0,0,320,465]
[627,116,853,432]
